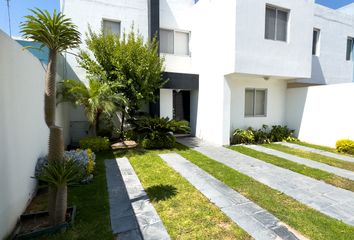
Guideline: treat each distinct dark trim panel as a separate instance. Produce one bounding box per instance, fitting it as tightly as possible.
[162,72,199,90]
[149,0,160,53]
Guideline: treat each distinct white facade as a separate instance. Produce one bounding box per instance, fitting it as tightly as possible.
[0,31,71,239]
[62,0,354,145]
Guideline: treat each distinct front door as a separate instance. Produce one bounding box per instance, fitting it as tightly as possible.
[173,90,190,122]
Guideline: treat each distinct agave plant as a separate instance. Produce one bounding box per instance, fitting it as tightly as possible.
[21,9,81,225]
[37,158,83,225]
[58,79,126,136]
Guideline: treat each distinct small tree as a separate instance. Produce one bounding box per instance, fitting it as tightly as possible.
[78,27,165,138]
[21,9,81,225]
[58,79,126,136]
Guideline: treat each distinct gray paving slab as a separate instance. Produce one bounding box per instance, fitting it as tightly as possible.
[244,144,354,181]
[115,157,171,240]
[277,142,354,163]
[177,137,354,226]
[160,153,304,240]
[105,159,141,239]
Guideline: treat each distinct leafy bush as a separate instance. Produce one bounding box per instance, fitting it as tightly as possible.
[336,139,354,155]
[80,136,110,152]
[232,128,255,144]
[269,125,296,142]
[131,116,190,149]
[36,149,96,182]
[232,125,296,145]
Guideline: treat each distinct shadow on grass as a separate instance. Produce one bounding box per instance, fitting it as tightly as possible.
[146,184,178,202]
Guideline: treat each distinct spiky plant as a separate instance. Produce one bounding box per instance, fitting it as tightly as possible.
[58,79,126,136]
[21,9,81,225]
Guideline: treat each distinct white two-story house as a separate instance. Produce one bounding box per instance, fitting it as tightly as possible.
[61,0,354,145]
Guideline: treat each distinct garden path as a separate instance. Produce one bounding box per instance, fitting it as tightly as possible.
[244,145,354,181]
[177,137,354,226]
[160,153,304,240]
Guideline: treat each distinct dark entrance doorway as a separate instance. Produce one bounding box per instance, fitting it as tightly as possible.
[173,90,190,122]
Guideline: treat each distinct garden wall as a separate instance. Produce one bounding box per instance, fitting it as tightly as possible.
[0,31,70,238]
[286,83,354,147]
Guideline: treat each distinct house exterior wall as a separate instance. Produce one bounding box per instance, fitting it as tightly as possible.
[234,0,314,79]
[286,83,354,147]
[160,89,173,119]
[312,6,354,84]
[228,78,287,133]
[0,31,70,239]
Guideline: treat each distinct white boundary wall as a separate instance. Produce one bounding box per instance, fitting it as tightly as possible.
[0,31,70,238]
[286,83,354,147]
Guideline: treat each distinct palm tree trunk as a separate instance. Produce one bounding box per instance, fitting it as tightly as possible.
[48,126,64,225]
[45,49,57,127]
[95,111,101,137]
[54,185,67,225]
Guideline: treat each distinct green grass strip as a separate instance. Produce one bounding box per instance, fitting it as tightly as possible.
[114,149,251,240]
[230,146,354,192]
[266,144,354,172]
[43,151,115,240]
[173,145,354,240]
[296,141,354,157]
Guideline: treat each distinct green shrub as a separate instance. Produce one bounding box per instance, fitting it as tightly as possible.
[269,125,296,142]
[336,139,354,154]
[141,134,176,149]
[232,128,255,144]
[131,116,190,149]
[79,136,110,152]
[232,125,296,145]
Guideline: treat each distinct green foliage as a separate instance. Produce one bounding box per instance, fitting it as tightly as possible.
[336,139,354,155]
[80,137,110,152]
[232,128,255,144]
[141,134,176,149]
[78,27,165,114]
[269,125,297,142]
[131,116,190,149]
[36,159,83,187]
[232,125,296,144]
[58,79,125,135]
[20,8,81,52]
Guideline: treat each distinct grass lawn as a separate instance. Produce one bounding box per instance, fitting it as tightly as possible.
[265,144,354,172]
[114,148,251,240]
[229,146,354,192]
[30,151,115,240]
[295,141,354,157]
[174,145,354,240]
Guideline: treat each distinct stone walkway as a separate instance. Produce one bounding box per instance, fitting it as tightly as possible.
[277,142,354,163]
[160,153,304,240]
[244,145,354,181]
[105,158,170,240]
[177,137,354,226]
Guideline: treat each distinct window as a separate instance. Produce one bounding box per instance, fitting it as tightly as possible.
[346,37,353,61]
[245,89,267,117]
[265,6,289,42]
[160,29,190,55]
[312,29,320,56]
[103,19,121,36]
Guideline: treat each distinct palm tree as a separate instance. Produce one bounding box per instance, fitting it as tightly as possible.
[59,79,126,136]
[21,9,81,225]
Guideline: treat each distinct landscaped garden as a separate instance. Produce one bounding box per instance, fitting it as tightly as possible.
[12,7,354,240]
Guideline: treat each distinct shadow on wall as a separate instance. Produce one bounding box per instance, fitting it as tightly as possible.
[311,56,327,85]
[285,87,308,138]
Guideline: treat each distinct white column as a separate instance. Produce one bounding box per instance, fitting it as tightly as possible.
[160,89,173,119]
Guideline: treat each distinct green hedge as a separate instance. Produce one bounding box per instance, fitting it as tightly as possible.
[79,136,110,152]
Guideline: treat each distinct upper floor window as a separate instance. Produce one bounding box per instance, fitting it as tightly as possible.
[103,19,121,36]
[265,5,289,42]
[160,29,190,56]
[245,88,267,117]
[312,29,320,56]
[346,37,353,61]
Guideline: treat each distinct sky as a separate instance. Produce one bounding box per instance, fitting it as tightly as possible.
[0,0,353,37]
